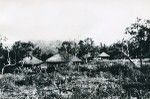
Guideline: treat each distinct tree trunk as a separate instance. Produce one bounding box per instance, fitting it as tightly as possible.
[139,46,143,67]
[86,58,88,64]
[120,50,136,68]
[139,57,143,68]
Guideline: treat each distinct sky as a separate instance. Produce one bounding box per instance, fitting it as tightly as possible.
[0,0,150,46]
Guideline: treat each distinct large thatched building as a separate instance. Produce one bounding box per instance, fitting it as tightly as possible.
[45,54,66,73]
[46,54,82,71]
[46,54,65,64]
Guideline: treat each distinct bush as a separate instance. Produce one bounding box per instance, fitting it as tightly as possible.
[0,74,20,92]
[71,86,91,99]
[96,82,123,98]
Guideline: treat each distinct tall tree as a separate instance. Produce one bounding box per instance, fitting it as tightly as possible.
[58,41,72,54]
[10,41,41,63]
[125,18,150,67]
[58,41,75,61]
[77,38,95,62]
[0,35,8,71]
[108,41,125,59]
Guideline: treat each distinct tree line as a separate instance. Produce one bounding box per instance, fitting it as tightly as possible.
[0,18,150,68]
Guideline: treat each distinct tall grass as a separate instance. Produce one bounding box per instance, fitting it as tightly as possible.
[1,60,150,98]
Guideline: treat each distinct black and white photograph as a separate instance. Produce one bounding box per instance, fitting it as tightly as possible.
[0,0,150,98]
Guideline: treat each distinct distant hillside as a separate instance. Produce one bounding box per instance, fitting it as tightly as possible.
[32,40,62,55]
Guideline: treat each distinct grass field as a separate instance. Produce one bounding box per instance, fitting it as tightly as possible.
[0,59,150,99]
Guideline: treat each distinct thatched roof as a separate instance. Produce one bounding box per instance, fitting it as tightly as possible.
[70,56,82,62]
[46,54,65,63]
[99,52,110,57]
[21,56,43,65]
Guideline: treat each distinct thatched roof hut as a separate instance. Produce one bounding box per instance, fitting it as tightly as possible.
[21,56,43,65]
[98,52,110,58]
[70,56,82,63]
[46,54,65,63]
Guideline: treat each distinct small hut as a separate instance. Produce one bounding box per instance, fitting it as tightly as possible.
[21,56,43,67]
[98,52,110,60]
[19,55,43,73]
[70,56,82,65]
[46,53,66,74]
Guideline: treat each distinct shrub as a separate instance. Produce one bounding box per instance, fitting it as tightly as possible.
[0,74,20,92]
